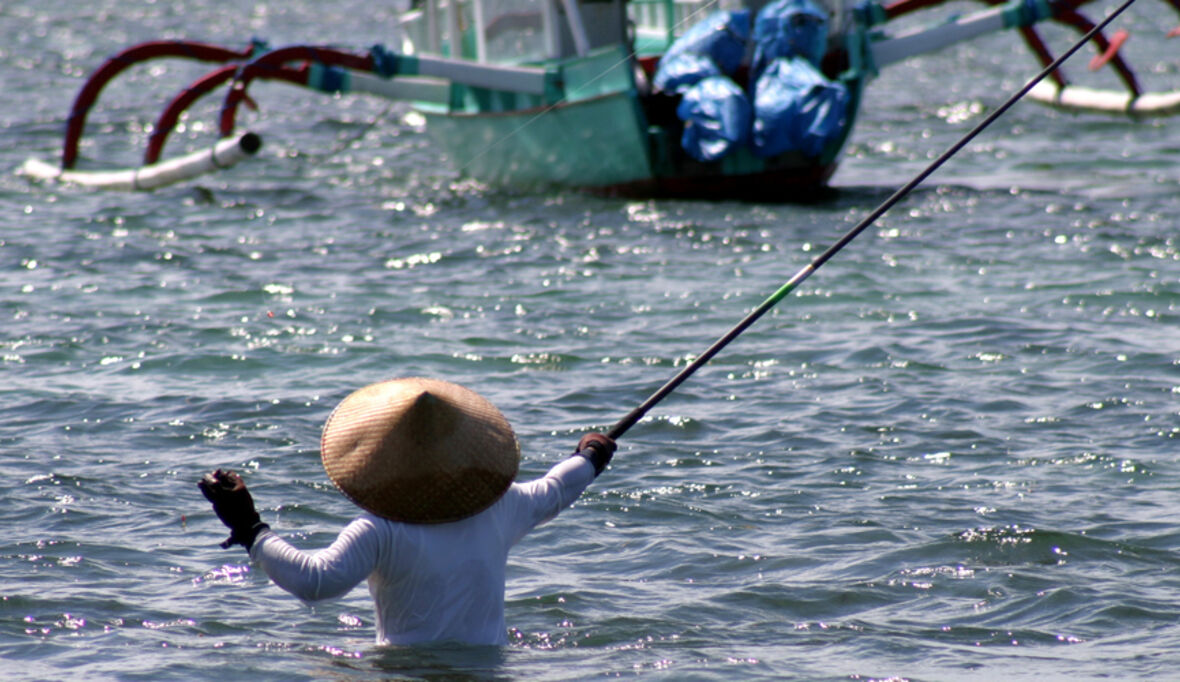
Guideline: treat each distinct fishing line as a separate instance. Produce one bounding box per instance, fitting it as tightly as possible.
[315,99,400,161]
[606,0,1141,442]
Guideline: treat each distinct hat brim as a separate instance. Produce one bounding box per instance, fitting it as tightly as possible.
[321,378,519,523]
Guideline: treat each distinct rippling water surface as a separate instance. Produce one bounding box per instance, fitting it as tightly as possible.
[2,1,1179,679]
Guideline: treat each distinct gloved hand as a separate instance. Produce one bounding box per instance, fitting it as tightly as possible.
[574,432,616,476]
[197,469,269,550]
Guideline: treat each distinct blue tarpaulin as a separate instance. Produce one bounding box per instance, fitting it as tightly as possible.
[750,0,831,81]
[653,52,723,95]
[654,0,849,161]
[653,10,750,93]
[676,75,752,162]
[751,57,850,158]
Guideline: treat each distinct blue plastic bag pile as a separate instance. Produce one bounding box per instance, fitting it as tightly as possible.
[653,0,850,162]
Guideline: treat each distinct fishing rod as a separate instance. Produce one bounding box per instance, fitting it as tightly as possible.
[606,0,1140,442]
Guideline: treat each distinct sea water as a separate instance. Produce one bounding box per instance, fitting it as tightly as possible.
[1,1,1179,679]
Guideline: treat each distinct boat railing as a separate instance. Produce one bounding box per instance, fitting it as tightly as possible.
[398,0,632,64]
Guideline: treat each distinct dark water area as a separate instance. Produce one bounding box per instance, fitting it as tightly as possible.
[1,1,1178,679]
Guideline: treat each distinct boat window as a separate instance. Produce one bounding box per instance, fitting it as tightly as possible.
[479,0,551,63]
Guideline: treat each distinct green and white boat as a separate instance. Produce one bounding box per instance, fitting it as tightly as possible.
[22,0,1180,197]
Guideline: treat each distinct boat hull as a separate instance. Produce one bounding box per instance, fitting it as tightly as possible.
[420,90,653,190]
[418,85,857,200]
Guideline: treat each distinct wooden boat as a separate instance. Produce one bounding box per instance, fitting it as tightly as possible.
[20,0,1180,198]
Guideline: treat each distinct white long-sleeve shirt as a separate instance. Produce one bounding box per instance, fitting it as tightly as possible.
[249,455,596,646]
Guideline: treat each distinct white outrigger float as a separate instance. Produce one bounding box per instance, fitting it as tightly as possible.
[20,0,1180,198]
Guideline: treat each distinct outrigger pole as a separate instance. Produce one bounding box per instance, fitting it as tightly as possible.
[606,0,1141,442]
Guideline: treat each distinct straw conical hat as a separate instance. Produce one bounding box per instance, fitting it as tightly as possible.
[320,378,519,523]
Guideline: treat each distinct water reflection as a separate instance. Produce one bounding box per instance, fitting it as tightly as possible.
[326,642,510,681]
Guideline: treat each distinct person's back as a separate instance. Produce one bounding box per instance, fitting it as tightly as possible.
[247,456,597,645]
[200,377,613,645]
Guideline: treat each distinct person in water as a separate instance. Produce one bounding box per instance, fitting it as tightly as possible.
[198,377,615,646]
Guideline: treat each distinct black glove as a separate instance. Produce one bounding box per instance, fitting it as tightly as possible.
[573,432,616,476]
[197,469,269,550]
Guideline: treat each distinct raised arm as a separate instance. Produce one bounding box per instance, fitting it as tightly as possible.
[198,469,379,602]
[508,432,617,536]
[248,518,381,602]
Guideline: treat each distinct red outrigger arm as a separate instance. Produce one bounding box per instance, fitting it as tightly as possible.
[215,46,377,138]
[879,0,1180,100]
[1049,3,1141,96]
[145,62,305,164]
[62,40,261,169]
[66,38,368,166]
